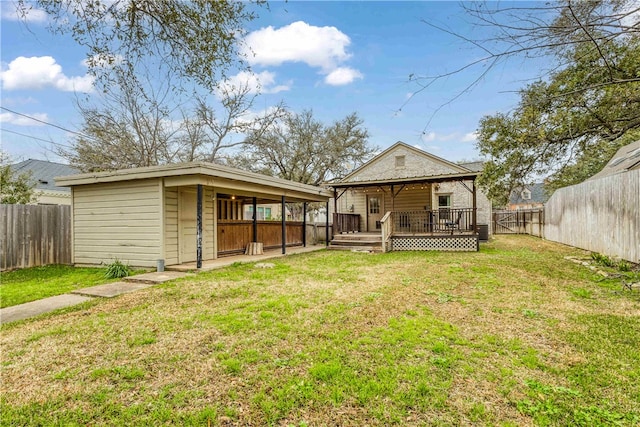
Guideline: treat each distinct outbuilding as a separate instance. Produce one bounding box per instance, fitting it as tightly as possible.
[56,162,332,269]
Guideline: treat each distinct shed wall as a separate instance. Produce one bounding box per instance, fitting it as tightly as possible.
[73,179,161,267]
[164,187,179,265]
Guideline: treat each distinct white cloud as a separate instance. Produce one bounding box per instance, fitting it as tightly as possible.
[242,20,363,86]
[325,67,363,86]
[1,2,48,23]
[1,56,94,93]
[243,21,351,70]
[216,70,291,99]
[461,131,478,143]
[0,111,49,126]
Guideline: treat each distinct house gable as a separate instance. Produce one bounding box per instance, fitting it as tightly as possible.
[341,141,470,183]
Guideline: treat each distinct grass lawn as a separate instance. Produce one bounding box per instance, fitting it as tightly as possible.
[0,265,125,308]
[1,236,639,426]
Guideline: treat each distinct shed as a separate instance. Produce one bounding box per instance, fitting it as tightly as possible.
[56,162,332,268]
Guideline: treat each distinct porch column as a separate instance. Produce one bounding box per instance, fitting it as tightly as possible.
[302,202,307,247]
[281,196,286,254]
[333,188,338,235]
[196,184,203,269]
[252,197,258,243]
[472,180,478,233]
[325,201,329,247]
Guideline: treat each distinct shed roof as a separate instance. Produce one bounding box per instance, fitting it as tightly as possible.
[12,159,78,193]
[56,162,332,202]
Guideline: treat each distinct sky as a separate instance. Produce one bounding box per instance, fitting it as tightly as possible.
[0,1,549,165]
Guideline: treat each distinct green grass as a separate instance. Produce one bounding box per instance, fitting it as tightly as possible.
[1,236,639,425]
[0,264,121,308]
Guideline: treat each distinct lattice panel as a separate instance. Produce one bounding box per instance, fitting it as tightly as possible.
[391,236,478,252]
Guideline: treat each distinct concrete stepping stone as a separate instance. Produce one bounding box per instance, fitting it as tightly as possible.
[0,294,92,324]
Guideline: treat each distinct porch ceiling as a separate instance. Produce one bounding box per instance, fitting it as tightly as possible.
[328,171,479,189]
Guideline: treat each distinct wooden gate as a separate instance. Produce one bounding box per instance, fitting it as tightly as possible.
[493,209,544,237]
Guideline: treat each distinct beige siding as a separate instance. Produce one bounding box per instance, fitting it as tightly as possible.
[349,145,463,181]
[204,187,214,259]
[164,187,179,266]
[73,179,161,267]
[433,180,492,232]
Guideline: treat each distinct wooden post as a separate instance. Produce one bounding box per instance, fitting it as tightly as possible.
[252,197,258,243]
[333,188,338,235]
[281,196,286,254]
[471,180,477,231]
[325,201,329,247]
[196,184,203,269]
[302,202,307,247]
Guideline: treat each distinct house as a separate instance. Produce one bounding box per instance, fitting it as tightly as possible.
[12,159,78,205]
[507,183,548,210]
[56,162,332,269]
[328,142,492,252]
[589,139,640,180]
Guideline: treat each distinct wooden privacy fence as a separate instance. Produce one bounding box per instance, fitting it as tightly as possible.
[544,170,639,263]
[493,209,544,237]
[1,204,71,270]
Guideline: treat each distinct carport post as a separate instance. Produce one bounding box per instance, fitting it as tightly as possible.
[325,201,329,247]
[196,184,203,269]
[302,202,307,247]
[252,197,258,242]
[281,196,286,254]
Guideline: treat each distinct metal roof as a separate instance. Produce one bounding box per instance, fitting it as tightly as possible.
[12,159,78,193]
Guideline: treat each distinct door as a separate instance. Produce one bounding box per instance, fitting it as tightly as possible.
[179,190,197,263]
[367,195,384,231]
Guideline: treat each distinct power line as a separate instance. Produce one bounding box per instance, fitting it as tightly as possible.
[0,106,96,141]
[1,128,72,147]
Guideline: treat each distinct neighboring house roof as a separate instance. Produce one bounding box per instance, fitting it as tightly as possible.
[589,139,640,180]
[334,141,477,187]
[509,183,549,205]
[56,161,332,202]
[12,159,78,193]
[458,161,484,172]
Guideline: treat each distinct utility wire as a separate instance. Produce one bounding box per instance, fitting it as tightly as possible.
[1,128,72,147]
[0,106,97,142]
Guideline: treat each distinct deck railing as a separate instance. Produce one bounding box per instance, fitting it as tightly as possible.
[380,211,393,252]
[391,208,477,234]
[333,213,360,234]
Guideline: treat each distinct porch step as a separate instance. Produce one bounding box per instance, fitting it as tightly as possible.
[329,233,383,252]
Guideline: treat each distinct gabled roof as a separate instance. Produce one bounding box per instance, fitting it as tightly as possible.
[589,139,640,180]
[509,183,549,205]
[12,159,78,193]
[336,141,474,185]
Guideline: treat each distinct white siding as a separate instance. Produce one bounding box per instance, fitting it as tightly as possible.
[73,179,161,267]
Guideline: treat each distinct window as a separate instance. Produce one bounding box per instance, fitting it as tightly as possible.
[395,155,405,168]
[369,197,380,214]
[438,195,451,208]
[521,189,531,200]
[438,194,451,220]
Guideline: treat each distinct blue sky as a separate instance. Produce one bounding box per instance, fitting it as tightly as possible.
[1,1,547,165]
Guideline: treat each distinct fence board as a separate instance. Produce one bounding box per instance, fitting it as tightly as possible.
[1,204,72,270]
[493,209,544,237]
[544,170,639,262]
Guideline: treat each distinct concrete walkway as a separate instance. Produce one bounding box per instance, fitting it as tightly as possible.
[0,271,188,325]
[1,247,327,325]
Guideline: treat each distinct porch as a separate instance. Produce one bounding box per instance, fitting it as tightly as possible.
[331,208,479,252]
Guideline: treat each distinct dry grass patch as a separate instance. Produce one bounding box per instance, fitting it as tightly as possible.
[1,236,639,426]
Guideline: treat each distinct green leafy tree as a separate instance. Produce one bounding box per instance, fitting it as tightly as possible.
[228,110,376,185]
[476,35,640,205]
[18,0,263,93]
[0,153,36,204]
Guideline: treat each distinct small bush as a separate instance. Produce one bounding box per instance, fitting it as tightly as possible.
[104,259,132,279]
[590,252,615,267]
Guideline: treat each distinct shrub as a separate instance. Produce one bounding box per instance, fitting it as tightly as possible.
[104,259,132,279]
